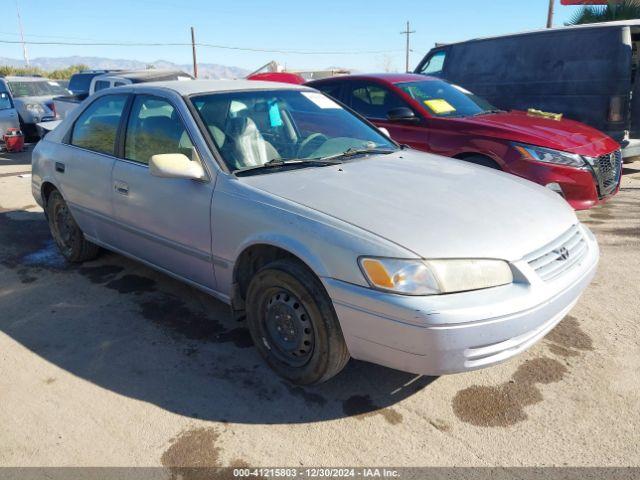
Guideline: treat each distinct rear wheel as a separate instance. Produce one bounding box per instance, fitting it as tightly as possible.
[46,190,100,263]
[246,258,349,385]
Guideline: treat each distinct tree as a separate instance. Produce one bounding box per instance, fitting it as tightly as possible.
[568,0,640,25]
[0,64,89,79]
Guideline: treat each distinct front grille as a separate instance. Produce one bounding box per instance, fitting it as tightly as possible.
[591,149,622,197]
[525,224,588,281]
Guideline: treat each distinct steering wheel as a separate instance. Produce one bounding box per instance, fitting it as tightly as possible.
[297,133,329,158]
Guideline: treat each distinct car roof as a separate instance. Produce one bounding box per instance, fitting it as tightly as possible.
[307,73,437,85]
[94,69,194,82]
[123,79,313,95]
[436,19,640,48]
[3,76,52,82]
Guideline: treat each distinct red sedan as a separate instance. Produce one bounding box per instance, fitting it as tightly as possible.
[306,73,621,210]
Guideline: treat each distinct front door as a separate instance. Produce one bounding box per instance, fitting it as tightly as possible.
[343,81,430,151]
[0,89,19,136]
[110,94,216,289]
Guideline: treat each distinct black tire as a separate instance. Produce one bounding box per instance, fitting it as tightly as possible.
[246,258,350,385]
[46,190,100,263]
[460,154,501,170]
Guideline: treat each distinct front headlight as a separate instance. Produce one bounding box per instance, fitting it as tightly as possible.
[358,257,513,296]
[513,142,585,168]
[25,103,46,115]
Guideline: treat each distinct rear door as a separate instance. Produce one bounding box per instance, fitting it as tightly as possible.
[59,93,129,244]
[110,93,216,289]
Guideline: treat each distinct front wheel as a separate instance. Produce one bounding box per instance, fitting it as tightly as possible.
[46,190,100,263]
[246,259,350,385]
[460,154,501,170]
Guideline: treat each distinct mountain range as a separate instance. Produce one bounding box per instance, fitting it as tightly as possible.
[0,56,251,79]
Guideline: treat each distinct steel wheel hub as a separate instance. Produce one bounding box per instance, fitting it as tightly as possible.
[264,289,314,366]
[53,203,76,252]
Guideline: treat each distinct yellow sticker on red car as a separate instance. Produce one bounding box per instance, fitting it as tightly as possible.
[424,99,456,114]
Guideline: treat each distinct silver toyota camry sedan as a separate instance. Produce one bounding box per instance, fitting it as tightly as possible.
[31,80,599,384]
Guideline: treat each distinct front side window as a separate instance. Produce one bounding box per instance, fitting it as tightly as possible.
[7,80,69,97]
[345,83,405,119]
[191,89,396,173]
[94,80,111,92]
[125,96,194,165]
[70,94,127,155]
[0,89,12,110]
[398,80,497,118]
[419,51,447,76]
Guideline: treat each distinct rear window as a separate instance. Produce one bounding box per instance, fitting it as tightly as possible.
[68,74,95,94]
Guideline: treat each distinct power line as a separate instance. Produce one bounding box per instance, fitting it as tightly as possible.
[0,31,99,41]
[0,38,402,55]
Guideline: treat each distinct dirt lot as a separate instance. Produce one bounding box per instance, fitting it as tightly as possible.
[0,145,639,469]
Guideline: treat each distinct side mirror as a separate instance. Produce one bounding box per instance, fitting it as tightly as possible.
[149,153,205,180]
[378,127,391,137]
[387,107,418,122]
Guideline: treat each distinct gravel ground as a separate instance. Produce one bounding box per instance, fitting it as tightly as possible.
[0,145,638,470]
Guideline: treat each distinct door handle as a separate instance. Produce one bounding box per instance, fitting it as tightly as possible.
[114,181,129,195]
[55,162,65,173]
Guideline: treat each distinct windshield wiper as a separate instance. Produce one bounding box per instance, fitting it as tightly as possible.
[321,146,397,162]
[471,109,505,117]
[233,157,342,176]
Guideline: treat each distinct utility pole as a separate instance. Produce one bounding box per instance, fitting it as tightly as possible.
[190,26,198,78]
[400,21,415,73]
[15,0,29,66]
[546,0,555,28]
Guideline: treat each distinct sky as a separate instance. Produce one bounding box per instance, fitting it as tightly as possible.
[1,0,585,72]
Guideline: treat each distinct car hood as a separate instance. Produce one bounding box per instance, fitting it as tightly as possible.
[241,150,578,261]
[13,95,56,106]
[453,110,619,156]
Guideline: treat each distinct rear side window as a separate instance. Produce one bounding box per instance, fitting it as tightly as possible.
[313,83,344,102]
[70,94,127,155]
[419,50,447,75]
[124,95,194,165]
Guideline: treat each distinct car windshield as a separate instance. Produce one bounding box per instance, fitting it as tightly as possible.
[190,89,397,173]
[8,80,70,97]
[397,80,497,118]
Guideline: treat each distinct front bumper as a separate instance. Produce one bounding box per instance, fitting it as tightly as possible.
[506,151,620,211]
[323,226,599,376]
[622,138,640,159]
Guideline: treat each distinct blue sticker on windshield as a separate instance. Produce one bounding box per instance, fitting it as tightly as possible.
[268,101,283,127]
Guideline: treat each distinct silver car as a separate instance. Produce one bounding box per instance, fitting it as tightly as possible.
[0,85,19,138]
[31,80,599,384]
[1,76,69,138]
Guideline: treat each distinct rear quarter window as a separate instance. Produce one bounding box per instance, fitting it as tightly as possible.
[70,94,128,155]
